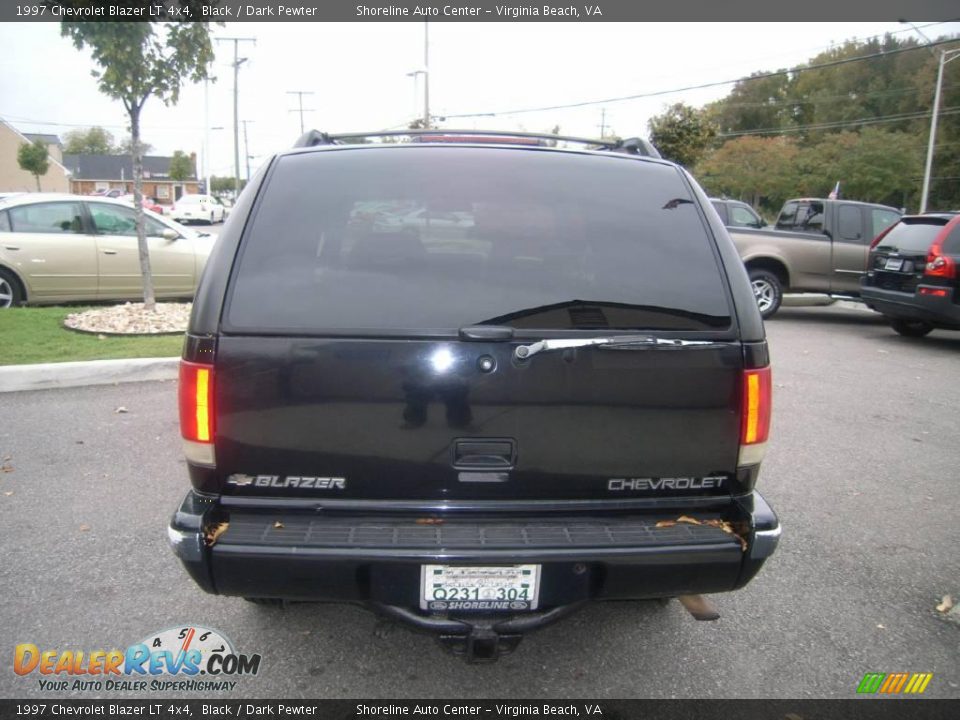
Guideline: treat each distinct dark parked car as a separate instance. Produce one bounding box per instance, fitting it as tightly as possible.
[861,212,960,337]
[710,198,765,229]
[168,130,780,662]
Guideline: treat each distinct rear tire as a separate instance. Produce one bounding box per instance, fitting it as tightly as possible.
[748,268,783,319]
[890,319,934,337]
[0,267,24,308]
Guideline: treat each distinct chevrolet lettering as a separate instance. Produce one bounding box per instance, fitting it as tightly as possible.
[608,476,728,492]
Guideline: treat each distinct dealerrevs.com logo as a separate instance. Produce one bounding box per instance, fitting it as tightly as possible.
[14,625,262,693]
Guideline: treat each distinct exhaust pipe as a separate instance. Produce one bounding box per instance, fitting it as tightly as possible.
[678,594,720,621]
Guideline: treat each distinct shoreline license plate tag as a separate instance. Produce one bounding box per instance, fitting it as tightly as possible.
[420,564,541,611]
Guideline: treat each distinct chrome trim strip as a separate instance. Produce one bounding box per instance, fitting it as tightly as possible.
[218,494,737,514]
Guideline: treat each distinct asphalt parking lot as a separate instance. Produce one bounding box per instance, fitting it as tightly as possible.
[1,303,958,699]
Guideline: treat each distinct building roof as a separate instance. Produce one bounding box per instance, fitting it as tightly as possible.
[61,154,197,181]
[23,133,62,147]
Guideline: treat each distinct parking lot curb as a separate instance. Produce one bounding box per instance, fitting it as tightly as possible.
[782,294,874,312]
[0,357,179,393]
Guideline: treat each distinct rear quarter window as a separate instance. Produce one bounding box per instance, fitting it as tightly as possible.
[226,147,733,334]
[878,220,946,253]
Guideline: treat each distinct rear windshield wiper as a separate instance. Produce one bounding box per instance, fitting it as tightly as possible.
[514,335,722,360]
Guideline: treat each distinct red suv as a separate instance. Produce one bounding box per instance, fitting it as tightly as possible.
[861,213,960,337]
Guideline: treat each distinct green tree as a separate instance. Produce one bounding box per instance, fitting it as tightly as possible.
[706,72,793,136]
[647,102,717,168]
[62,126,116,155]
[168,151,194,182]
[799,129,922,208]
[59,17,215,309]
[695,136,800,212]
[210,175,245,198]
[17,141,50,191]
[117,136,154,156]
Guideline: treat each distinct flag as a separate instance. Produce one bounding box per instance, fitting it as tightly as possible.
[828,181,840,200]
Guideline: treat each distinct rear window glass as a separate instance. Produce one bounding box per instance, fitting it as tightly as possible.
[838,205,862,241]
[226,147,731,334]
[776,201,824,233]
[877,220,945,252]
[7,202,84,234]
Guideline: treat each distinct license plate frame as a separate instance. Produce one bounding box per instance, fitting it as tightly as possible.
[884,257,904,271]
[420,564,541,611]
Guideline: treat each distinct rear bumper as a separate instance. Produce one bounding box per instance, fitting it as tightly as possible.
[169,490,780,614]
[861,284,960,328]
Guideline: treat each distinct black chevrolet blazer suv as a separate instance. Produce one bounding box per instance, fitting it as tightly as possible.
[168,130,780,662]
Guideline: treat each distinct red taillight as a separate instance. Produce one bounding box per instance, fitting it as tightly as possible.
[179,361,214,443]
[924,241,956,279]
[918,286,948,297]
[741,367,772,445]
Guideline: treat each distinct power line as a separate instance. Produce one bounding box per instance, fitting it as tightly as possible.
[715,81,960,110]
[443,37,960,120]
[716,105,960,137]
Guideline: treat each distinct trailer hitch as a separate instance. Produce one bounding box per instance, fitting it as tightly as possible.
[368,601,586,663]
[439,625,523,663]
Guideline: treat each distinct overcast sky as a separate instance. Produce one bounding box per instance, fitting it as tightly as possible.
[1,21,958,181]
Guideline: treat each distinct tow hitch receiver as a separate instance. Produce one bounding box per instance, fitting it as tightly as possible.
[440,626,523,664]
[678,594,721,621]
[370,602,585,663]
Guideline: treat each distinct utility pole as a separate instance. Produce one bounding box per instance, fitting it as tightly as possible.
[216,36,256,198]
[241,120,253,181]
[423,22,430,129]
[203,79,210,195]
[287,91,315,135]
[598,108,608,138]
[899,21,960,213]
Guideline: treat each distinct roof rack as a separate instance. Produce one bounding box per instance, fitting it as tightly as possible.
[292,129,661,158]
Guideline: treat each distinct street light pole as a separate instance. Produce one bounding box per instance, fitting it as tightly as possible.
[242,120,253,181]
[216,36,256,198]
[899,21,960,213]
[203,79,210,194]
[423,22,430,129]
[919,48,960,213]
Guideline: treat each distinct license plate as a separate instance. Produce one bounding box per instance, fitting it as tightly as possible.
[884,257,904,271]
[420,564,540,611]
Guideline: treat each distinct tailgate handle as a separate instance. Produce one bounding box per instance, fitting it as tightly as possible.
[459,325,514,341]
[453,439,515,469]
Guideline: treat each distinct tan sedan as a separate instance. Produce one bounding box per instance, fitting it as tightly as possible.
[0,194,216,307]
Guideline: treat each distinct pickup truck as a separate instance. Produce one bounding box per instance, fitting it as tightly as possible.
[729,198,902,318]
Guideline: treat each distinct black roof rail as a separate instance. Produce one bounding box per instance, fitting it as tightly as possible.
[292,129,661,157]
[293,130,335,148]
[610,137,662,159]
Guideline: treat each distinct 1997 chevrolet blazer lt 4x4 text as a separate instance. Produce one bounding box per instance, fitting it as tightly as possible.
[168,130,780,662]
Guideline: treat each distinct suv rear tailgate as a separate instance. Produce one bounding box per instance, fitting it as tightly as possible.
[212,335,742,500]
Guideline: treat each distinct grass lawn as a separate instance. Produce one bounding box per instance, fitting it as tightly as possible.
[0,307,183,366]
